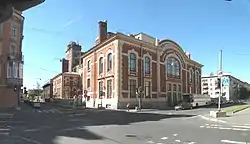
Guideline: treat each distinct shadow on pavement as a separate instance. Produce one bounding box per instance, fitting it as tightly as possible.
[8,105,196,144]
[202,102,248,109]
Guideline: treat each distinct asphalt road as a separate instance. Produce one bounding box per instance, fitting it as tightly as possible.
[0,103,249,144]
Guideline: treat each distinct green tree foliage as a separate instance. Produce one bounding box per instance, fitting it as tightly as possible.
[239,86,250,100]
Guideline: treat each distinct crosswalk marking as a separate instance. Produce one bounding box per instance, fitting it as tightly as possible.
[221,139,250,144]
[0,128,10,135]
[200,123,250,132]
[34,109,63,114]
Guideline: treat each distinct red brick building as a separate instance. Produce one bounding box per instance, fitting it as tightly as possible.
[51,72,81,99]
[81,21,203,109]
[0,10,24,108]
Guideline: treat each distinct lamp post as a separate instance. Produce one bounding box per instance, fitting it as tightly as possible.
[217,49,223,111]
[136,86,143,111]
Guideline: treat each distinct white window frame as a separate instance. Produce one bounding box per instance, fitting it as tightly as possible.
[87,60,91,72]
[10,44,16,56]
[128,77,138,98]
[106,79,113,99]
[11,23,17,39]
[107,53,112,72]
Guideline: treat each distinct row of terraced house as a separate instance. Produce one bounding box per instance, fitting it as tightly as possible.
[44,20,203,109]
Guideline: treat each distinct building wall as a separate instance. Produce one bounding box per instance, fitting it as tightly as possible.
[80,33,202,109]
[201,75,246,101]
[52,75,62,98]
[0,11,24,108]
[62,73,80,99]
[43,85,51,98]
[82,40,117,108]
[118,37,202,108]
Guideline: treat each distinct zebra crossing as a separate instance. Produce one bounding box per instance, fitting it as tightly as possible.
[199,123,250,132]
[33,109,64,114]
[0,113,13,136]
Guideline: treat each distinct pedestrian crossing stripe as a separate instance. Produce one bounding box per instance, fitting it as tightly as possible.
[35,109,63,114]
[200,124,250,131]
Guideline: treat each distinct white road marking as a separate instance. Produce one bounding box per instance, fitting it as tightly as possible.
[187,142,196,144]
[173,133,178,136]
[0,132,9,135]
[203,126,249,131]
[221,139,250,144]
[160,137,168,140]
[200,126,205,128]
[232,125,250,129]
[175,139,181,142]
[156,143,163,144]
[11,136,42,144]
[146,140,154,143]
[0,128,10,131]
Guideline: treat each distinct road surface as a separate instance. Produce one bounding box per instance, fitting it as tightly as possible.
[0,103,249,144]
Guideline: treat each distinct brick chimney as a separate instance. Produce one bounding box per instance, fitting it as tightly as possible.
[185,52,191,59]
[61,58,69,73]
[98,20,107,43]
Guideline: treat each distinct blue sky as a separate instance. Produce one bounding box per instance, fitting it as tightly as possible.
[22,0,250,89]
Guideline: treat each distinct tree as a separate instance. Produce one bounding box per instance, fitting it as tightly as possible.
[36,81,41,90]
[210,72,214,76]
[239,86,250,100]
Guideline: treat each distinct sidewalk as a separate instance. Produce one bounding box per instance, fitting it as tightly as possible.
[199,108,250,125]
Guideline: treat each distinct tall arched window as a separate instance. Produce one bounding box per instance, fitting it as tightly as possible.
[99,57,103,74]
[129,53,136,72]
[195,71,199,85]
[107,53,112,71]
[189,69,193,83]
[165,57,180,78]
[144,56,150,74]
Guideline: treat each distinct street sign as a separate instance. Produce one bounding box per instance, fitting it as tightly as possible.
[222,77,230,87]
[217,70,223,77]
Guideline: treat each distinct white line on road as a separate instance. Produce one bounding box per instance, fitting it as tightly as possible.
[11,136,42,144]
[0,132,9,135]
[221,140,250,144]
[175,139,181,142]
[146,140,154,143]
[232,125,250,129]
[204,126,249,131]
[173,133,178,136]
[0,128,10,131]
[160,137,168,140]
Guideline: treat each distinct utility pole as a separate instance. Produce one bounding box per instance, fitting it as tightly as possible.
[218,49,223,111]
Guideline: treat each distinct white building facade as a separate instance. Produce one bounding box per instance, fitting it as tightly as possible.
[201,74,247,101]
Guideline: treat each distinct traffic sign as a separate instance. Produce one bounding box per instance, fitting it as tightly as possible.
[222,77,230,87]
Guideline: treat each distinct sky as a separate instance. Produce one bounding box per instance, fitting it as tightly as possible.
[22,0,250,89]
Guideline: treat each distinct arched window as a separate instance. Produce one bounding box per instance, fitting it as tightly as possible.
[165,57,180,78]
[107,53,112,71]
[99,57,103,74]
[195,71,199,85]
[129,53,136,72]
[189,69,193,83]
[144,56,150,74]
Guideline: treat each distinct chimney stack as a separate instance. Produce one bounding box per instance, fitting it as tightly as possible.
[98,20,107,43]
[61,58,69,73]
[185,52,191,59]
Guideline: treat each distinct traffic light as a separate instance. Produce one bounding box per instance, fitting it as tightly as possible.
[217,78,221,88]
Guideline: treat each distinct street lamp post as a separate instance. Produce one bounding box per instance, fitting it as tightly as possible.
[136,86,143,111]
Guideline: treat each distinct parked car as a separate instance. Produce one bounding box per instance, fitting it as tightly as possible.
[175,102,193,110]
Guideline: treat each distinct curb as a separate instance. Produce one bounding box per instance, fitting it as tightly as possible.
[232,106,250,114]
[198,115,227,123]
